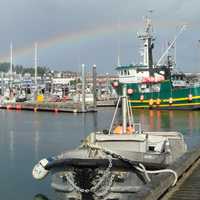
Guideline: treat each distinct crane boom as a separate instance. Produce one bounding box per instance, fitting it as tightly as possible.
[156,25,187,66]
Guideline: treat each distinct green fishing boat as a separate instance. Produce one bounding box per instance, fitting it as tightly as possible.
[113,17,200,110]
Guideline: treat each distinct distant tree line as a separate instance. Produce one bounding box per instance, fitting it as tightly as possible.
[0,62,49,76]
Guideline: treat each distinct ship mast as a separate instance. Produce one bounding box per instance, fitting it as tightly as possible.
[10,42,13,88]
[137,16,155,76]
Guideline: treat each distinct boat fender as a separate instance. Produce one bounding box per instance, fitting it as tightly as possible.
[140,95,144,101]
[32,158,50,180]
[188,94,192,101]
[169,97,173,104]
[156,98,161,105]
[149,99,154,106]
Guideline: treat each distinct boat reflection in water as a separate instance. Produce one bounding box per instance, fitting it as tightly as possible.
[34,194,49,200]
[136,110,200,134]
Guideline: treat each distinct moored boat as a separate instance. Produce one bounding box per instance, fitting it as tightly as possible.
[113,16,200,110]
[32,84,187,200]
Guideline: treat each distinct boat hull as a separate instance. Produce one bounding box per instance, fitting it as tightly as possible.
[117,81,200,110]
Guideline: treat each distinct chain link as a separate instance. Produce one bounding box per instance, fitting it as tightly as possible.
[63,155,113,194]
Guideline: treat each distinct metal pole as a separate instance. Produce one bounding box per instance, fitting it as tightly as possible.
[10,42,13,89]
[122,84,127,134]
[1,72,4,96]
[81,64,86,112]
[92,64,97,108]
[34,42,38,87]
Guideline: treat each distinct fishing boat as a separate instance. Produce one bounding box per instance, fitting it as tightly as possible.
[113,16,200,110]
[32,84,187,200]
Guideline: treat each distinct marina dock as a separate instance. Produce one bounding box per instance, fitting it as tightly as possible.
[0,102,97,113]
[0,99,116,113]
[134,144,200,200]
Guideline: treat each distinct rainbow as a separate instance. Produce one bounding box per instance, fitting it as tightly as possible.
[0,19,187,62]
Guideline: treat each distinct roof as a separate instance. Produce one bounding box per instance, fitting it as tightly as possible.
[115,64,149,70]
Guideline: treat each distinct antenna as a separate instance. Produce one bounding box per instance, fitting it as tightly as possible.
[156,25,187,66]
[117,17,121,66]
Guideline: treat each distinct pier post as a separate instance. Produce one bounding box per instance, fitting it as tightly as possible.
[122,84,127,134]
[81,64,86,112]
[92,64,97,108]
[1,72,4,96]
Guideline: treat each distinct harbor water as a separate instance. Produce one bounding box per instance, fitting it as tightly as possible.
[0,108,200,200]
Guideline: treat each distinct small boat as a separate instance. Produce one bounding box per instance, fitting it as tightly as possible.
[32,84,187,200]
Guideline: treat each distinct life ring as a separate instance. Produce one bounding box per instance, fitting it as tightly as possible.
[140,95,144,101]
[112,81,119,88]
[188,94,192,101]
[169,97,173,105]
[127,88,134,95]
[149,99,154,106]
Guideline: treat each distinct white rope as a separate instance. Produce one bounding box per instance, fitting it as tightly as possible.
[135,163,178,186]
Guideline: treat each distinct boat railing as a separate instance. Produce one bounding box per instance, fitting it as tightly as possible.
[134,123,142,134]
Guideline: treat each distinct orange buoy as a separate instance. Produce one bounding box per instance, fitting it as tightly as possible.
[113,126,123,134]
[156,98,161,105]
[140,95,144,101]
[149,99,154,106]
[169,97,173,105]
[16,104,22,110]
[6,104,12,110]
[188,94,193,101]
[126,126,135,134]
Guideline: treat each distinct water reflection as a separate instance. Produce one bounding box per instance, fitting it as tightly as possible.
[9,130,14,163]
[0,109,200,200]
[135,110,200,135]
[34,131,39,160]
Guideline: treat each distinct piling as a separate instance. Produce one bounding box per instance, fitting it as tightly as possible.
[81,64,86,112]
[92,64,97,109]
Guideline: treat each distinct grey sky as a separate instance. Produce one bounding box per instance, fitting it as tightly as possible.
[0,0,199,73]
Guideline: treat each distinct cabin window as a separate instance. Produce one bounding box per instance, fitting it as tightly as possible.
[138,83,160,93]
[148,146,155,151]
